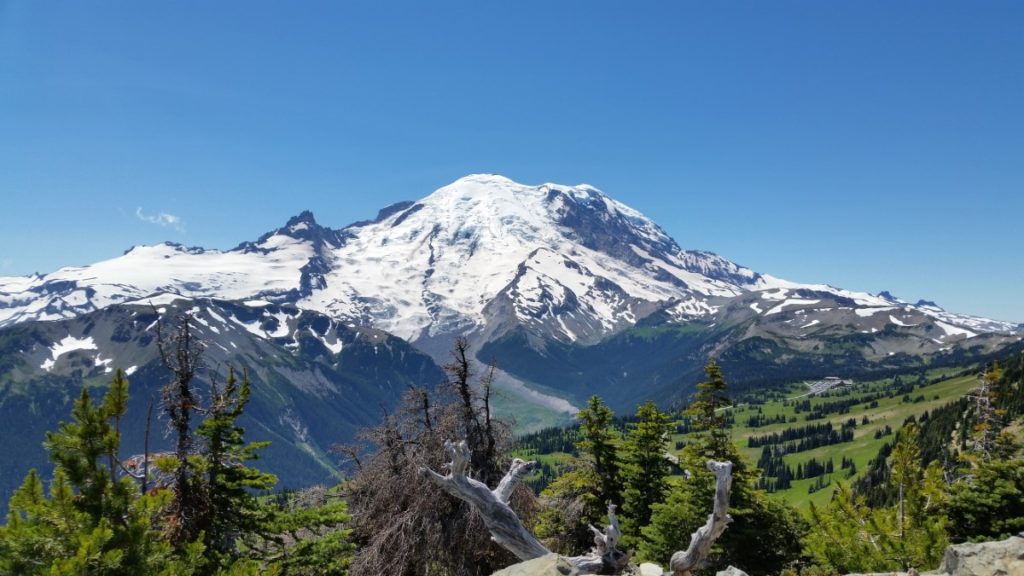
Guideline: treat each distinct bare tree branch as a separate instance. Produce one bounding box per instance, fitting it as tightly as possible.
[420,440,550,562]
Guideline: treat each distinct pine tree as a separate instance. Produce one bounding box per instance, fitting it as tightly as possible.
[946,437,1024,541]
[969,362,1005,458]
[685,359,733,458]
[197,366,277,563]
[620,401,671,536]
[640,361,804,575]
[806,423,948,573]
[261,485,354,575]
[576,395,622,509]
[0,372,204,575]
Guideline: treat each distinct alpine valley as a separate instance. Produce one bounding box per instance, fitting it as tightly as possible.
[1,174,1021,508]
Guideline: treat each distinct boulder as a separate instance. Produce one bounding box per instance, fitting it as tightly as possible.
[491,554,577,576]
[936,534,1024,576]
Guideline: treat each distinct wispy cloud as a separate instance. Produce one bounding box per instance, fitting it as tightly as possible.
[0,257,12,270]
[136,207,185,232]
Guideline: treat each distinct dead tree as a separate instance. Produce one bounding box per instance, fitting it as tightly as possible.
[668,461,734,576]
[154,308,210,545]
[420,439,734,575]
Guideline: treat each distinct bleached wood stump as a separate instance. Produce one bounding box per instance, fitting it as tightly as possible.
[420,440,734,575]
[668,461,733,576]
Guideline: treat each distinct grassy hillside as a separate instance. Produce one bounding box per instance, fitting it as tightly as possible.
[515,367,983,511]
[672,371,980,509]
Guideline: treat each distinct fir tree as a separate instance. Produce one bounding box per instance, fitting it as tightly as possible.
[685,359,733,457]
[576,395,622,509]
[197,366,277,563]
[620,401,672,537]
[0,372,205,575]
[640,361,804,575]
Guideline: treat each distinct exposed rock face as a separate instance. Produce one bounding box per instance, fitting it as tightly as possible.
[936,534,1024,576]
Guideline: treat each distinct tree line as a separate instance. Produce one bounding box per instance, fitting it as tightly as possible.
[747,418,857,449]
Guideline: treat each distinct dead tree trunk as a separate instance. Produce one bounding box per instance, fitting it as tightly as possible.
[421,439,734,575]
[668,460,733,576]
[420,440,550,561]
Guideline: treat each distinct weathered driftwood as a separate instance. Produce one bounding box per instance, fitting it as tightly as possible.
[421,440,734,576]
[668,460,734,576]
[567,502,630,573]
[420,440,551,561]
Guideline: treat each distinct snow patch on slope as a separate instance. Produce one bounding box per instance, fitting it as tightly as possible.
[40,335,98,372]
[935,321,977,339]
[766,299,821,315]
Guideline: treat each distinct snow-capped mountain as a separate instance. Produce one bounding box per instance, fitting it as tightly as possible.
[2,174,1017,351]
[8,173,1020,516]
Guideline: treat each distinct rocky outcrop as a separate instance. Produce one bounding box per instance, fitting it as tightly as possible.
[845,534,1024,576]
[935,534,1024,576]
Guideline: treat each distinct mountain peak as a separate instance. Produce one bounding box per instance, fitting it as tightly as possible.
[285,210,318,228]
[453,173,515,183]
[877,290,901,303]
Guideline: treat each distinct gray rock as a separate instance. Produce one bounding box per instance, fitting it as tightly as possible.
[936,535,1024,576]
[716,567,751,576]
[492,554,578,576]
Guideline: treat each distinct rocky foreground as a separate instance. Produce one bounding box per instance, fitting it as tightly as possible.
[493,533,1024,576]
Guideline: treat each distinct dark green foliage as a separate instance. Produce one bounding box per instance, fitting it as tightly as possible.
[533,397,625,555]
[534,465,605,555]
[640,451,806,576]
[262,486,354,575]
[620,401,672,536]
[640,360,805,576]
[0,356,337,574]
[196,367,278,564]
[685,359,732,448]
[576,395,623,509]
[945,450,1024,542]
[0,371,205,575]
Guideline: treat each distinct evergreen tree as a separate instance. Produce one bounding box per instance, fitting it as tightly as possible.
[806,423,948,573]
[685,359,733,457]
[970,362,1006,458]
[576,395,622,509]
[945,441,1024,542]
[533,465,604,554]
[262,485,354,575]
[197,366,277,564]
[640,361,804,576]
[620,401,671,538]
[155,310,209,547]
[0,372,205,575]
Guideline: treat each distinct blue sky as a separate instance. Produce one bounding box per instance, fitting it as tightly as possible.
[1,2,1022,322]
